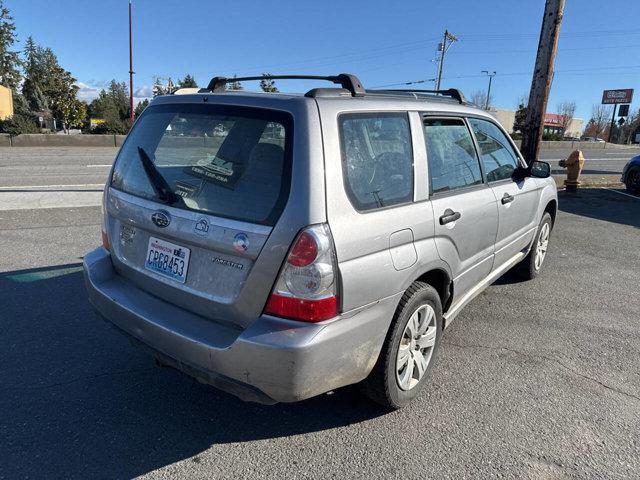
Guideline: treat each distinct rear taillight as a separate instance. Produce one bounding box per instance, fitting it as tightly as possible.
[264,224,339,322]
[101,230,110,250]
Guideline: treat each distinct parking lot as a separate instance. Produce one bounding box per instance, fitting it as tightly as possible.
[1,149,639,479]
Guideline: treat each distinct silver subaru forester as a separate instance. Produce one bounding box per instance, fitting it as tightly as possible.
[84,74,557,409]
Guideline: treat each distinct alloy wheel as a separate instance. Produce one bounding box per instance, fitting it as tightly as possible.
[534,222,550,270]
[396,304,437,391]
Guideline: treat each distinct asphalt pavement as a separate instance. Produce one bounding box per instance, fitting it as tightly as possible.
[1,173,639,477]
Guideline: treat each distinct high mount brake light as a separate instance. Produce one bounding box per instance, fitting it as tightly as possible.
[264,224,339,322]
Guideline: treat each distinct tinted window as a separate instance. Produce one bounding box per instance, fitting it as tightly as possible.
[423,118,482,193]
[469,118,520,182]
[339,113,413,210]
[111,104,291,225]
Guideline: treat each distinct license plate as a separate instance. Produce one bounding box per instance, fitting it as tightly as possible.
[144,236,190,283]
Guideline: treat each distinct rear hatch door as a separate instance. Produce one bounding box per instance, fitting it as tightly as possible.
[104,101,294,328]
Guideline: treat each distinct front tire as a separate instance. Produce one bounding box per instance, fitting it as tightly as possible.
[360,282,442,409]
[516,212,552,280]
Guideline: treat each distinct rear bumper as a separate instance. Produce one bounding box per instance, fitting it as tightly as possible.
[83,247,399,403]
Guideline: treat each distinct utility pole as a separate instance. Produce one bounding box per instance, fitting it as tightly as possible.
[129,0,135,123]
[520,0,565,164]
[608,104,618,143]
[481,70,496,110]
[435,30,458,90]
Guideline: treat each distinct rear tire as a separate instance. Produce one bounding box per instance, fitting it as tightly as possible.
[360,282,442,409]
[625,167,640,194]
[516,212,552,280]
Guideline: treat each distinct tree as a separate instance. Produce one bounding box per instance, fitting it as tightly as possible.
[587,104,612,139]
[178,74,197,88]
[88,80,131,134]
[134,98,149,117]
[228,75,243,91]
[259,73,278,93]
[0,1,21,91]
[470,90,491,109]
[152,77,176,96]
[21,37,88,131]
[513,103,528,133]
[22,37,49,112]
[557,100,576,136]
[0,113,39,135]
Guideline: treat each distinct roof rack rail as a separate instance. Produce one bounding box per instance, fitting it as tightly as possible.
[204,74,365,97]
[370,88,466,104]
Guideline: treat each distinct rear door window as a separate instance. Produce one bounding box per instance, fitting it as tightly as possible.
[339,113,413,210]
[111,104,292,225]
[423,117,483,193]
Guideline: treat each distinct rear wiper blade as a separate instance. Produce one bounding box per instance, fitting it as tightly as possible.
[136,147,181,205]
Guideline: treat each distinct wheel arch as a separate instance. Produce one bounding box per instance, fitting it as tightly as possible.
[414,268,453,318]
[544,198,557,228]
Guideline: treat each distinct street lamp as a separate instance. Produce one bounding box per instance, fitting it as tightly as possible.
[481,70,496,110]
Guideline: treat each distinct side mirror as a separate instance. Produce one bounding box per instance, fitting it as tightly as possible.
[529,160,551,178]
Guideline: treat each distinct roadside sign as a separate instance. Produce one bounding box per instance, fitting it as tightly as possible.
[618,104,630,117]
[602,89,633,104]
[618,117,625,126]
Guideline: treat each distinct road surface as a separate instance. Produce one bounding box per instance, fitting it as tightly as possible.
[1,166,639,478]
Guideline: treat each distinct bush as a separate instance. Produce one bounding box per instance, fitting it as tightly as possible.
[542,132,564,141]
[0,114,40,136]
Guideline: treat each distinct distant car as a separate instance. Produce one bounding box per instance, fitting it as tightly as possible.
[582,137,606,143]
[621,155,640,193]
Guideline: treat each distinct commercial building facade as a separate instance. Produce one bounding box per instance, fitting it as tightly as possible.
[0,85,14,120]
[490,108,583,138]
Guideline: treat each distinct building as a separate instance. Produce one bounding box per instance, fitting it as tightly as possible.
[0,85,14,120]
[490,108,583,138]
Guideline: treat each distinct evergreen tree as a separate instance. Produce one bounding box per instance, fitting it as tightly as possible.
[178,74,197,88]
[134,98,149,117]
[21,38,86,131]
[259,73,278,93]
[513,103,527,133]
[0,1,21,91]
[88,80,131,134]
[228,75,243,91]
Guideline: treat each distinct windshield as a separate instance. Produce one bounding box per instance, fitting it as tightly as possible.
[111,103,292,225]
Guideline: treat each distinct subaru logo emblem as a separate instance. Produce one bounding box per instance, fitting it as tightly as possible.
[151,210,171,228]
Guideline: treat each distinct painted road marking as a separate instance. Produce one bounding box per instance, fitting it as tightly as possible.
[0,191,103,210]
[0,183,104,191]
[86,164,112,168]
[602,187,640,200]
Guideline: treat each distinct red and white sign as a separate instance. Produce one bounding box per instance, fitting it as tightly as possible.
[601,89,633,105]
[544,113,565,126]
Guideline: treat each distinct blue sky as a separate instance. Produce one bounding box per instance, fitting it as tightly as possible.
[8,0,640,121]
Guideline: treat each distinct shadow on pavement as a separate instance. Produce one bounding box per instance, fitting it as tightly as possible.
[0,264,386,479]
[558,188,640,229]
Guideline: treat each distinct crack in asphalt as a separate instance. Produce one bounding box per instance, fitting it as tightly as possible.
[446,341,640,403]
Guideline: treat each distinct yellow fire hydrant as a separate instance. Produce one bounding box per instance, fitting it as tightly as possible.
[558,150,585,192]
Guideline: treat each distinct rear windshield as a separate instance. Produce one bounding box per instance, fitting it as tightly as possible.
[111,103,292,225]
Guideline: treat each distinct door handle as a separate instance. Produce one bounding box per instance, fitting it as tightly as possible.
[501,193,515,204]
[439,208,461,225]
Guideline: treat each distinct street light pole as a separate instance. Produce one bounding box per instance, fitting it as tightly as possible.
[129,0,135,123]
[481,70,496,110]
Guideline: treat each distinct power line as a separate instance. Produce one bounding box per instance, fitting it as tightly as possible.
[373,64,640,88]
